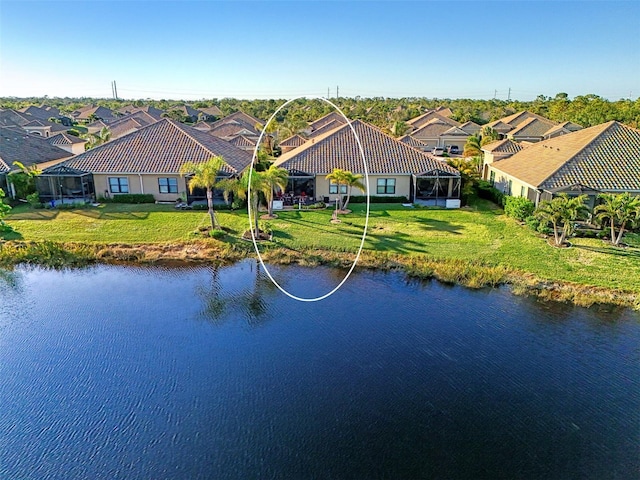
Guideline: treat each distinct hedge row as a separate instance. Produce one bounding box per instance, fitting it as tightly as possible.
[98,194,156,204]
[348,195,409,204]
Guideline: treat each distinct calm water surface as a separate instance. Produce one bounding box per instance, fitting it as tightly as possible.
[0,261,638,479]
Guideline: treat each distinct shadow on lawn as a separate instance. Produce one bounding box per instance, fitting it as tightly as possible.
[7,210,59,220]
[1,229,24,241]
[574,244,640,259]
[71,210,150,220]
[413,217,464,235]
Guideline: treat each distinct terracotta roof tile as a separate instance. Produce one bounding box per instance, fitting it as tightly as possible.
[44,119,252,175]
[492,121,640,192]
[308,119,343,138]
[309,112,347,131]
[47,132,87,146]
[0,126,71,168]
[408,111,460,129]
[482,138,523,155]
[398,135,429,149]
[275,120,460,176]
[508,116,557,138]
[280,134,306,147]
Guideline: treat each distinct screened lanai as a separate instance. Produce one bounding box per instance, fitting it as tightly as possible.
[413,169,461,206]
[36,165,95,204]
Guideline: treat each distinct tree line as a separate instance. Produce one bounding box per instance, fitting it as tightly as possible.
[2,93,639,129]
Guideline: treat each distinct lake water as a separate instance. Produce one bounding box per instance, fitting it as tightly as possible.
[0,261,638,479]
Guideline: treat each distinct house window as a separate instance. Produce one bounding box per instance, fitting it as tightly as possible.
[108,177,129,193]
[377,178,396,194]
[489,171,495,185]
[507,180,513,195]
[520,185,526,197]
[329,181,347,194]
[158,177,178,194]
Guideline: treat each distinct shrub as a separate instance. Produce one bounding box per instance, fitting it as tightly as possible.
[26,192,41,208]
[475,180,505,207]
[99,194,155,204]
[525,215,540,231]
[209,229,226,239]
[504,196,535,221]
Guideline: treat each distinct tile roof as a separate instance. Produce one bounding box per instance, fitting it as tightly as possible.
[398,135,429,150]
[308,119,343,138]
[459,121,481,135]
[481,138,523,155]
[486,120,513,133]
[108,117,144,139]
[407,111,460,129]
[543,121,584,138]
[280,134,307,147]
[18,106,54,120]
[74,106,116,121]
[434,106,454,117]
[442,125,472,137]
[208,122,259,139]
[217,111,264,128]
[0,126,71,168]
[193,121,213,131]
[275,120,460,176]
[47,132,87,146]
[0,109,32,127]
[44,119,253,176]
[492,121,640,192]
[508,116,557,138]
[228,135,257,148]
[411,118,457,138]
[198,106,223,117]
[23,119,67,132]
[309,112,347,131]
[169,105,201,118]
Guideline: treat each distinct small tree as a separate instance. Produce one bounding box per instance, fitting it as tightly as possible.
[594,192,640,246]
[504,196,535,222]
[180,156,227,230]
[463,134,482,158]
[260,164,289,218]
[220,168,264,236]
[342,171,366,211]
[326,168,348,210]
[535,194,588,247]
[8,161,40,200]
[0,188,12,230]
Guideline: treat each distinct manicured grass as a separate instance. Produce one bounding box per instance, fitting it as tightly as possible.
[3,200,640,294]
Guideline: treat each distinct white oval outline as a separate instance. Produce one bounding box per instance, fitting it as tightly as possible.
[248,95,370,302]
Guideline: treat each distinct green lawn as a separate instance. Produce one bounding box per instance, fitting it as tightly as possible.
[4,200,640,293]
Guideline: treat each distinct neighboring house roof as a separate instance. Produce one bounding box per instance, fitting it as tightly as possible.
[0,126,71,169]
[169,105,201,118]
[228,135,257,148]
[47,132,88,146]
[0,109,32,127]
[44,119,253,176]
[18,105,55,120]
[459,121,482,135]
[543,121,583,138]
[308,119,343,138]
[481,138,523,155]
[193,121,213,131]
[407,111,460,130]
[129,106,165,121]
[22,119,67,132]
[208,122,259,139]
[74,105,116,121]
[280,134,307,147]
[108,118,144,139]
[275,119,460,176]
[491,121,640,192]
[218,111,263,128]
[411,118,457,138]
[398,135,429,149]
[308,112,347,131]
[442,125,472,137]
[198,106,222,117]
[508,116,557,138]
[486,120,513,133]
[434,106,454,117]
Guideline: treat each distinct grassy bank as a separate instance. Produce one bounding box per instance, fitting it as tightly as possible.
[2,200,639,308]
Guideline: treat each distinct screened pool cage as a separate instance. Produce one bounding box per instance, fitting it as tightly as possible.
[36,165,95,205]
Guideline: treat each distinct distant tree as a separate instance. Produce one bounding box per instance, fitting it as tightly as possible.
[535,194,588,247]
[260,164,289,218]
[387,120,410,137]
[594,192,640,246]
[180,156,227,230]
[84,127,111,150]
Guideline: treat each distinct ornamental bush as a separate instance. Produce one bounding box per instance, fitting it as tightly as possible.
[99,194,156,204]
[504,196,535,221]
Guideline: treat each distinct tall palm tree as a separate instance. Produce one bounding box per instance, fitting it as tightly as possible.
[260,164,289,218]
[83,127,111,150]
[326,168,348,210]
[220,168,264,235]
[179,156,227,230]
[535,194,588,247]
[342,171,366,211]
[594,192,640,245]
[463,134,482,158]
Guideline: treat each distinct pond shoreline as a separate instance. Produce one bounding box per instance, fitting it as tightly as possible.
[0,239,638,310]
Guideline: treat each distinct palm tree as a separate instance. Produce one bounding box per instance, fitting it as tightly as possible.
[480,126,500,146]
[463,134,482,158]
[220,168,264,236]
[325,168,348,211]
[342,171,366,211]
[594,192,640,245]
[535,194,588,247]
[260,164,289,218]
[83,126,111,150]
[179,156,227,230]
[388,120,410,138]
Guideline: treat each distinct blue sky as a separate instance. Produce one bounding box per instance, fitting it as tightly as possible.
[1,1,638,101]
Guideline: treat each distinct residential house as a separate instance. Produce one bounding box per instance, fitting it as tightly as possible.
[72,105,117,124]
[398,135,429,152]
[21,119,68,138]
[485,111,582,143]
[18,105,60,121]
[274,119,461,206]
[486,121,640,210]
[47,132,88,155]
[480,138,524,179]
[0,126,71,198]
[228,135,257,151]
[38,119,253,204]
[280,134,307,153]
[197,106,223,121]
[543,121,583,140]
[167,105,202,123]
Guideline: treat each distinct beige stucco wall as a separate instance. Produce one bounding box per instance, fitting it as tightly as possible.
[314,174,411,202]
[487,166,536,198]
[94,173,189,202]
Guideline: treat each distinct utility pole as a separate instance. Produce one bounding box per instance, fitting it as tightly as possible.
[336,85,339,98]
[114,81,118,100]
[494,89,497,99]
[328,87,330,99]
[507,87,511,101]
